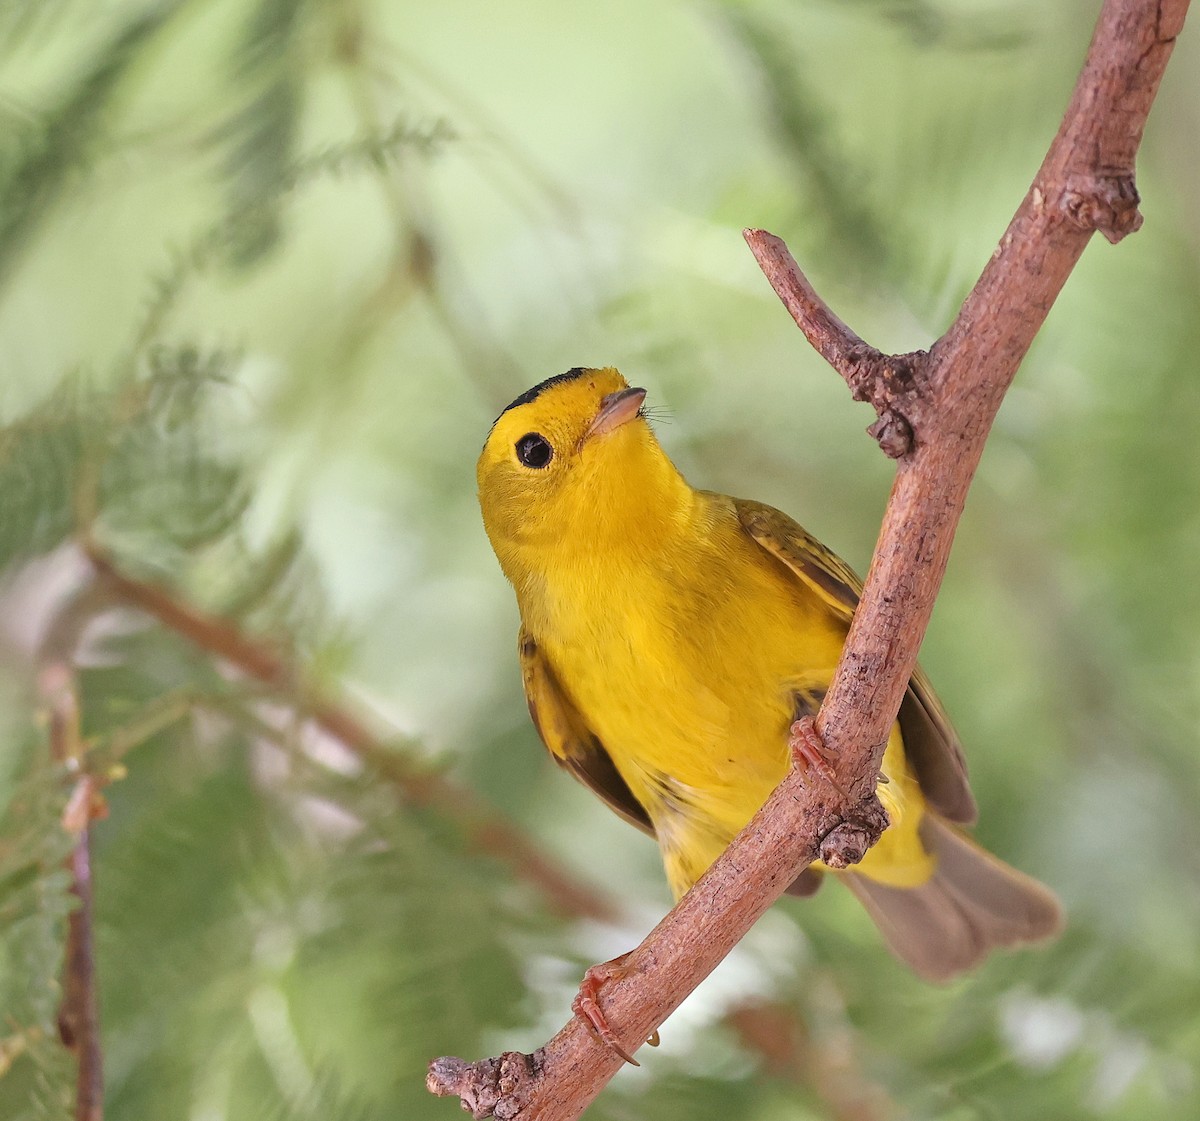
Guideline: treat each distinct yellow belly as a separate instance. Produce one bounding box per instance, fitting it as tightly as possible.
[622,719,934,899]
[532,522,935,899]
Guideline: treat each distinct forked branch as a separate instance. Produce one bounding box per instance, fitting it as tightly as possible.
[742,232,926,458]
[428,2,1188,1117]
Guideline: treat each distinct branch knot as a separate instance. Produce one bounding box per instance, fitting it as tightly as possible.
[851,350,927,458]
[819,796,890,869]
[1059,172,1143,243]
[427,1051,540,1120]
[866,412,913,459]
[742,226,933,460]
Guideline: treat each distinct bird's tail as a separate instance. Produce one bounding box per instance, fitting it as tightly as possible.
[843,814,1063,982]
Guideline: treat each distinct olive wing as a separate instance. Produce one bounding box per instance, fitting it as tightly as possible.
[518,628,654,835]
[731,495,977,824]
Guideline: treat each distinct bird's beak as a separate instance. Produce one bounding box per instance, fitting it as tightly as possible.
[584,387,647,442]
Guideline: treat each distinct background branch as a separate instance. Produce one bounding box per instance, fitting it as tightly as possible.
[427,1,1189,1117]
[38,585,113,1121]
[82,543,620,925]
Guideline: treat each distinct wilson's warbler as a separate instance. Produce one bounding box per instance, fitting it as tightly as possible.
[477,367,1061,985]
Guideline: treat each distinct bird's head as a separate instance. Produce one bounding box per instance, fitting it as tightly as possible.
[477,367,684,580]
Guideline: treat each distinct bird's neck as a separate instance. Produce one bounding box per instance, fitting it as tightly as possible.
[502,449,699,631]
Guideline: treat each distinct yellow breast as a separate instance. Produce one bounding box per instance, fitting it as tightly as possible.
[520,492,932,896]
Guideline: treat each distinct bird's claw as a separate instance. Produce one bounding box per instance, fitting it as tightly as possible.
[788,715,847,796]
[572,953,640,1066]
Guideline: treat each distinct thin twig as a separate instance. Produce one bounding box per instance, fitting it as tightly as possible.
[38,590,107,1121]
[742,230,924,458]
[59,825,102,1121]
[427,2,1188,1117]
[82,543,620,924]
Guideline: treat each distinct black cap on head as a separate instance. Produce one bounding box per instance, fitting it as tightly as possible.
[497,368,590,419]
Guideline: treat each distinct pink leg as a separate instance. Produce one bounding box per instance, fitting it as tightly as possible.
[788,715,847,796]
[571,953,640,1066]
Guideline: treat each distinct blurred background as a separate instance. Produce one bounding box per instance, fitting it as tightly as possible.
[1,0,1198,1118]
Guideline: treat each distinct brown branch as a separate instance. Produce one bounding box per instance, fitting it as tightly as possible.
[742,233,925,459]
[59,822,102,1121]
[38,593,107,1121]
[807,0,1184,775]
[428,781,885,1118]
[427,1,1188,1117]
[82,543,619,925]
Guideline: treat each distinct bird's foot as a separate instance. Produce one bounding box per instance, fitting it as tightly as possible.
[572,952,642,1066]
[788,715,847,796]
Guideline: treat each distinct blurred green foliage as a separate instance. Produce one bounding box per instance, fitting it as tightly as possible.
[1,1,1198,1118]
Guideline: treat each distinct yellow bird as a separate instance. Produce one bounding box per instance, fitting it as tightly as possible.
[477,366,1061,988]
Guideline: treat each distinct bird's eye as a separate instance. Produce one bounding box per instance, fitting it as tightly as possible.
[515,432,553,469]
